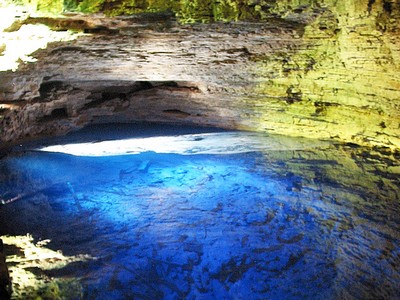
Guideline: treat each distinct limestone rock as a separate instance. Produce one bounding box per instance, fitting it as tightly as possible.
[0,0,399,151]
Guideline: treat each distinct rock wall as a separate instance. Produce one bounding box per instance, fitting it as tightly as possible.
[0,239,11,299]
[250,0,400,149]
[0,0,399,150]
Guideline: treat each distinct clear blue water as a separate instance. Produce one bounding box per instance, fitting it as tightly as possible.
[0,125,399,299]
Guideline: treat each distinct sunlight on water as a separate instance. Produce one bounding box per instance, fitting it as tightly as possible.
[0,125,399,299]
[38,131,330,156]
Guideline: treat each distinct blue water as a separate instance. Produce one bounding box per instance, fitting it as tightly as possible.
[0,125,399,299]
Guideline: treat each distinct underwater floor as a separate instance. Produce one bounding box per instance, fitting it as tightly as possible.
[0,124,399,299]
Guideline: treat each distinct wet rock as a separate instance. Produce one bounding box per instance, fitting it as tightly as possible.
[0,239,11,299]
[0,1,398,151]
[211,255,254,284]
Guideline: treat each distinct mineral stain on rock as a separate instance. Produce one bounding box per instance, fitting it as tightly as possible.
[0,0,399,151]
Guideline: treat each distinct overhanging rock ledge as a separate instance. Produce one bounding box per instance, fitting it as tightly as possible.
[0,0,399,151]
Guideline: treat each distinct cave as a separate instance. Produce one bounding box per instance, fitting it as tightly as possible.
[0,0,399,299]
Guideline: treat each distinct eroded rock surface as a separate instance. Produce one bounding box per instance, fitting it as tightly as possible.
[0,0,399,150]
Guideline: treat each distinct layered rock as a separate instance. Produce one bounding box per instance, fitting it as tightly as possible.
[252,0,400,149]
[0,0,399,150]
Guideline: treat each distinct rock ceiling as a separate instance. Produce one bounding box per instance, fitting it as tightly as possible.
[0,0,399,151]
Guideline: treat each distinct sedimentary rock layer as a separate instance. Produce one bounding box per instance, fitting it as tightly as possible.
[0,0,399,150]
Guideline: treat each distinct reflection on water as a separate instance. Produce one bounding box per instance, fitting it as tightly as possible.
[0,125,399,299]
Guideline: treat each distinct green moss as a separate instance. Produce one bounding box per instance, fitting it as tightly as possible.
[59,0,264,22]
[77,0,104,13]
[63,0,80,11]
[4,0,289,22]
[36,0,63,14]
[176,0,262,23]
[101,0,140,16]
[213,0,239,22]
[147,0,179,13]
[13,0,64,15]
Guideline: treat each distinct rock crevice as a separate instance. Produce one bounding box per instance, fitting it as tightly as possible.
[0,1,399,150]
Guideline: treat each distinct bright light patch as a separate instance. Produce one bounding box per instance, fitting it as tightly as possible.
[0,3,80,71]
[1,234,94,298]
[2,128,399,299]
[38,131,329,156]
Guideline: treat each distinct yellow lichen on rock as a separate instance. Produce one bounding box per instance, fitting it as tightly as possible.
[0,234,93,299]
[252,0,400,149]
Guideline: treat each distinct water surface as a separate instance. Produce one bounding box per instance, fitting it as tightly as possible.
[0,124,399,299]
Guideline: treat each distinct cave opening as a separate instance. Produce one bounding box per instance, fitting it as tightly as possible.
[0,0,400,298]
